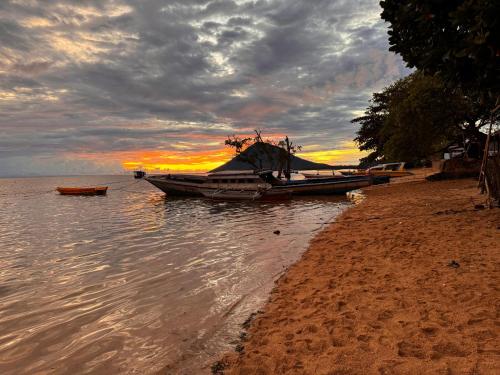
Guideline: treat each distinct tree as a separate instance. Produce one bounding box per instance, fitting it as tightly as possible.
[224,130,301,178]
[380,0,500,101]
[353,77,412,165]
[382,74,464,161]
[274,136,302,179]
[353,72,488,164]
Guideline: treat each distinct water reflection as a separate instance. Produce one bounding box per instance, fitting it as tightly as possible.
[0,176,349,374]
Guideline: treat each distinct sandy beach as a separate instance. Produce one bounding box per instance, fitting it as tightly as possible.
[219,175,500,374]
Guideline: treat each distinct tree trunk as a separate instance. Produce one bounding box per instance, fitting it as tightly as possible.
[285,137,292,180]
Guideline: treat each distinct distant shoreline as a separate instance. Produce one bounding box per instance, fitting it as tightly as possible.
[218,172,500,374]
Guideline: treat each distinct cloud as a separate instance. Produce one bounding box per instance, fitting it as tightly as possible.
[0,0,409,175]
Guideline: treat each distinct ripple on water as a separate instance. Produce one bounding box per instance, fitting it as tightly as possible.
[0,176,349,374]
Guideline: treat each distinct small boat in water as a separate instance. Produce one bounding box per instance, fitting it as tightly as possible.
[56,186,108,196]
[133,170,146,179]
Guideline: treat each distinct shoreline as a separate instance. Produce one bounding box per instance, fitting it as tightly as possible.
[217,175,500,374]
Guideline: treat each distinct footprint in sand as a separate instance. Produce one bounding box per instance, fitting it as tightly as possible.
[420,326,439,336]
[431,342,467,359]
[472,329,497,341]
[305,324,318,333]
[331,337,346,347]
[378,310,394,320]
[357,334,371,342]
[397,341,425,359]
[337,300,347,311]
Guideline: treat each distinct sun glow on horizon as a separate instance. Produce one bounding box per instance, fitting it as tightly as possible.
[70,142,365,173]
[72,148,233,173]
[296,141,367,165]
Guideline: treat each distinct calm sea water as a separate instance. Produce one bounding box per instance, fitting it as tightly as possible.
[0,175,349,374]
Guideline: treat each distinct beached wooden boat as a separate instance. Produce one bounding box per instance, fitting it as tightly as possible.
[56,186,108,196]
[340,162,413,178]
[270,175,372,195]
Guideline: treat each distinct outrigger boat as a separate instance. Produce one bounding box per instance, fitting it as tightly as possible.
[269,175,372,195]
[302,171,390,185]
[146,171,270,197]
[145,170,373,197]
[56,186,108,196]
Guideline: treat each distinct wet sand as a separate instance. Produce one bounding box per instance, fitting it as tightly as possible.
[220,175,500,374]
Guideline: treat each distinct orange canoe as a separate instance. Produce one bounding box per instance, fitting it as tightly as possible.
[56,186,108,196]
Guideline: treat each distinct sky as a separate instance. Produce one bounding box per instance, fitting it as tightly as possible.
[0,0,409,176]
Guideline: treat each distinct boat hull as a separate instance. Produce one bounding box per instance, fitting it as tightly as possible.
[342,170,412,177]
[145,175,270,197]
[273,176,371,195]
[146,174,371,197]
[302,173,343,179]
[371,175,391,184]
[56,187,108,196]
[146,177,204,196]
[341,162,413,178]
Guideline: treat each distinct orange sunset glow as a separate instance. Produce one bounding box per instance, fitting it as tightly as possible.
[297,141,368,165]
[71,148,232,172]
[72,142,367,173]
[122,148,234,172]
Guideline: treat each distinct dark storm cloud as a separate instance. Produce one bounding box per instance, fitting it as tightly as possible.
[0,0,409,175]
